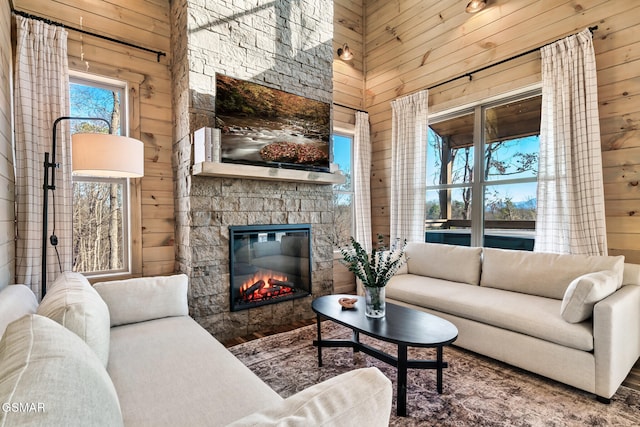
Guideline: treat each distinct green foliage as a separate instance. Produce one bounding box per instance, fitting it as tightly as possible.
[338,235,407,288]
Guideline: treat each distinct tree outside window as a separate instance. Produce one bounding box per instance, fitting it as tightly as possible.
[70,76,130,275]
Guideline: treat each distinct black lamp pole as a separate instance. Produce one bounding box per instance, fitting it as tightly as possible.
[41,116,112,299]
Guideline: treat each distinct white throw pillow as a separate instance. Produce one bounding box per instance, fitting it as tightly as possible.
[227,367,392,427]
[94,274,188,327]
[560,270,618,323]
[0,315,123,426]
[37,272,111,367]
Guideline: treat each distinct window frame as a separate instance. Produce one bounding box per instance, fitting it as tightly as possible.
[69,72,136,278]
[427,87,542,248]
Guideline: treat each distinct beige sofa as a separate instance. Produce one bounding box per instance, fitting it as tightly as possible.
[385,242,640,403]
[0,272,392,426]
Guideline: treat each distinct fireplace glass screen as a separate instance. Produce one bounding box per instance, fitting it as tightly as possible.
[229,224,312,311]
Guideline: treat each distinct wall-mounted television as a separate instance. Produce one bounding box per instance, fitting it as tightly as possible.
[215,74,331,172]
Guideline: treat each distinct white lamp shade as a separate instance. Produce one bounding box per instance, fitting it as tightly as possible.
[72,133,144,178]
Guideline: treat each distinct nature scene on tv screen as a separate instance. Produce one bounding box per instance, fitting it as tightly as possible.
[215,74,330,172]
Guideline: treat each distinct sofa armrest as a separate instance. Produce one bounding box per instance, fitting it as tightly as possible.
[94,274,188,327]
[593,284,640,399]
[226,367,392,427]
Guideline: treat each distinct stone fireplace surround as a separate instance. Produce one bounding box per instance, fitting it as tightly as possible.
[171,0,335,342]
[179,179,335,342]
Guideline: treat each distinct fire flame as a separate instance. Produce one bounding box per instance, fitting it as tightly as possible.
[239,271,294,302]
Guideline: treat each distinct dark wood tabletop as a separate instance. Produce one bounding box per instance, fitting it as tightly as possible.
[312,294,458,347]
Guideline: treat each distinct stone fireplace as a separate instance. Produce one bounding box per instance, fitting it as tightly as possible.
[171,0,335,342]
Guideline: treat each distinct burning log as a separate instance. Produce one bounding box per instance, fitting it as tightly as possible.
[238,274,298,305]
[268,278,294,288]
[259,285,281,295]
[243,280,265,297]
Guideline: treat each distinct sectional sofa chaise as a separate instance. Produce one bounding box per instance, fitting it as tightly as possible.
[385,242,640,402]
[0,272,392,426]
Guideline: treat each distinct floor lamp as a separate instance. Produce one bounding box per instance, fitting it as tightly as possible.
[42,116,144,299]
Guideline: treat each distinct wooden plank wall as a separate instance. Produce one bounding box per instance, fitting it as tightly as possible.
[0,0,14,289]
[13,0,175,276]
[333,0,364,132]
[364,0,640,261]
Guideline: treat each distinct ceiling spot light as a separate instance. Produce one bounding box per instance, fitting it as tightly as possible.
[466,0,487,13]
[337,43,353,61]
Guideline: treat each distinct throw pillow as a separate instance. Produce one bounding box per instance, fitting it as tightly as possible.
[0,315,123,427]
[94,274,188,327]
[227,367,392,427]
[37,271,111,367]
[560,270,618,323]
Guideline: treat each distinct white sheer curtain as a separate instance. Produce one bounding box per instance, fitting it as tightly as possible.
[390,90,428,243]
[535,28,606,255]
[353,111,372,252]
[14,16,72,298]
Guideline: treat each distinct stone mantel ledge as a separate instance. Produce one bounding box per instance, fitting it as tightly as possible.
[192,161,346,185]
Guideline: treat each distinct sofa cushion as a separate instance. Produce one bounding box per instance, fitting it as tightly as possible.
[0,285,38,338]
[94,274,188,327]
[0,315,122,427]
[561,270,618,323]
[108,316,282,426]
[405,242,482,285]
[227,367,392,427]
[386,274,594,351]
[37,271,111,367]
[481,248,624,300]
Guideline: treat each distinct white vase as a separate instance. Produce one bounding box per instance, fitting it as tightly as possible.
[364,286,385,318]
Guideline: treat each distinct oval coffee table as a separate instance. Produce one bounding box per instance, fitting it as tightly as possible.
[312,294,458,417]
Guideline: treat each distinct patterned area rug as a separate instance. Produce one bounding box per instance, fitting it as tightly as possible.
[229,322,640,426]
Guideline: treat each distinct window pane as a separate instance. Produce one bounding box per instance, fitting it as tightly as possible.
[73,181,126,273]
[70,77,129,275]
[428,112,474,186]
[425,188,472,246]
[333,193,353,246]
[484,183,536,250]
[332,134,352,191]
[332,134,354,246]
[70,82,122,135]
[483,96,540,182]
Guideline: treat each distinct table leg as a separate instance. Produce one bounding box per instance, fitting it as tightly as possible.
[437,346,443,394]
[397,344,407,417]
[316,314,322,367]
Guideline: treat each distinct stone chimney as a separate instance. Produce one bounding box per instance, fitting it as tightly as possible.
[170,0,335,341]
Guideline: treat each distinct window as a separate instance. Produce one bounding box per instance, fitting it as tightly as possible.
[426,90,541,250]
[332,134,354,246]
[70,74,131,275]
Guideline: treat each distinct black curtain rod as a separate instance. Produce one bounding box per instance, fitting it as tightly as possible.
[333,102,368,113]
[428,25,598,91]
[12,9,167,62]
